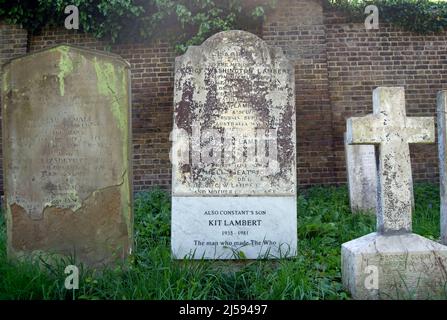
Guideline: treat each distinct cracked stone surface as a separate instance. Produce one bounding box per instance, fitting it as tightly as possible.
[342,233,447,299]
[171,31,297,259]
[438,91,447,246]
[2,45,133,267]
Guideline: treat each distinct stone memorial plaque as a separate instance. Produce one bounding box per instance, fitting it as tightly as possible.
[2,45,132,267]
[344,133,377,213]
[171,30,297,259]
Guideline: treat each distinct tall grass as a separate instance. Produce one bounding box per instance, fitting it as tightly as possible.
[0,184,441,300]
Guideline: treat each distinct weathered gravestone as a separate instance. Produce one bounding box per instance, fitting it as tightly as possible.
[344,133,377,213]
[438,90,447,246]
[2,45,132,267]
[342,87,447,299]
[171,30,297,259]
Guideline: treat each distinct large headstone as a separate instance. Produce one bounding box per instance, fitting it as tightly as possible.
[171,30,297,259]
[342,87,447,299]
[438,90,447,246]
[2,45,132,267]
[344,133,377,213]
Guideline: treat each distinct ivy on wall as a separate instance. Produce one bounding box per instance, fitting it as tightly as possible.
[2,0,447,52]
[0,0,275,52]
[326,0,447,33]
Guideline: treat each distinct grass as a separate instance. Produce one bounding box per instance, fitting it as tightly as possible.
[0,184,442,300]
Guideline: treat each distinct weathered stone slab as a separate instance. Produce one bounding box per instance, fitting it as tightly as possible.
[344,133,377,213]
[438,90,447,246]
[171,30,296,259]
[342,87,444,300]
[2,45,132,267]
[342,232,447,300]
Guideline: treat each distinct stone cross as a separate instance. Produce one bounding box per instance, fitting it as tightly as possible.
[346,87,434,233]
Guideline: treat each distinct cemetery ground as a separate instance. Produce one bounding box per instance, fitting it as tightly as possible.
[0,184,443,300]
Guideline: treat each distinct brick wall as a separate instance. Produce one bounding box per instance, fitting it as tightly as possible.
[1,0,446,192]
[264,0,335,187]
[325,12,447,185]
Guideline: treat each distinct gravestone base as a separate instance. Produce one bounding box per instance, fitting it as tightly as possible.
[172,196,297,259]
[342,232,447,300]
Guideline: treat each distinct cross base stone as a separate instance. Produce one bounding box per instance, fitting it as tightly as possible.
[342,232,447,299]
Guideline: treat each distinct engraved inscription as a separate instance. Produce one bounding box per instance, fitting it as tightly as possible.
[173,31,296,196]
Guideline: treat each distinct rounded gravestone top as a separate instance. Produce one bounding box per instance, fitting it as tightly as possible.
[177,30,286,66]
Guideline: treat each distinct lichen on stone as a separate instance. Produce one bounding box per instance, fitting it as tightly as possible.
[55,46,74,97]
[93,58,131,234]
[2,69,10,93]
[93,58,127,134]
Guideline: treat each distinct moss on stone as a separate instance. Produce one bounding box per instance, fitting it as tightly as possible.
[2,69,10,93]
[54,46,74,97]
[93,57,131,233]
[93,58,127,135]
